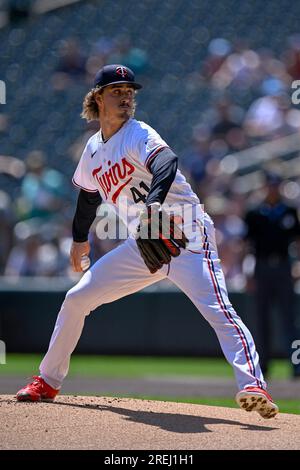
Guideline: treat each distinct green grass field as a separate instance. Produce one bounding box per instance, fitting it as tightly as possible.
[1,354,299,414]
[0,354,295,379]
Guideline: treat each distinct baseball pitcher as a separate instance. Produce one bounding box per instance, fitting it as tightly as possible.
[16,65,278,419]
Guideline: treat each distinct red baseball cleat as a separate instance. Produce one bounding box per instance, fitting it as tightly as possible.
[236,386,279,419]
[16,376,59,402]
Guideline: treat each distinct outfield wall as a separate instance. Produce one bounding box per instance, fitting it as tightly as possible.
[0,279,299,357]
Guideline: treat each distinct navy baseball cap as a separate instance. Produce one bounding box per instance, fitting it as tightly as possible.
[93,64,142,90]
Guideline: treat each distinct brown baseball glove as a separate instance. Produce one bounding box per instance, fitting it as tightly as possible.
[135,204,189,274]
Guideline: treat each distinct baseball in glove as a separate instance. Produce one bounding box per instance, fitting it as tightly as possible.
[135,203,189,274]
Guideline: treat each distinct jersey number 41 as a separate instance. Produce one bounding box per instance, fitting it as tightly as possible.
[130,181,150,204]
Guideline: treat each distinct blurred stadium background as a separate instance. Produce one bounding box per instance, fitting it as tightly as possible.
[1,0,300,409]
[1,0,300,285]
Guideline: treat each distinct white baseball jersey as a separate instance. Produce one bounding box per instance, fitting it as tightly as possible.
[72,118,204,249]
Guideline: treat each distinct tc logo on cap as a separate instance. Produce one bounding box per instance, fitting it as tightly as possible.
[116,66,129,78]
[93,64,142,90]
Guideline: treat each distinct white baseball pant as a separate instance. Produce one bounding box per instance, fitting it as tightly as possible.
[40,212,266,391]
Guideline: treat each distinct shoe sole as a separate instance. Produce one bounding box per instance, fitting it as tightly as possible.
[235,391,279,419]
[16,393,56,403]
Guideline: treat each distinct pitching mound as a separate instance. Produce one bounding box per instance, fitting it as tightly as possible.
[0,395,299,450]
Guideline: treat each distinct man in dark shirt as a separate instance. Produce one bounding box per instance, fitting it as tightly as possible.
[244,172,300,378]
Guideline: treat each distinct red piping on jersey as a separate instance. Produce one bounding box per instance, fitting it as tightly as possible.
[145,146,169,172]
[112,177,133,203]
[72,178,98,193]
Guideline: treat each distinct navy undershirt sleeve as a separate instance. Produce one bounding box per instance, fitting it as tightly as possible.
[72,189,102,242]
[145,147,178,206]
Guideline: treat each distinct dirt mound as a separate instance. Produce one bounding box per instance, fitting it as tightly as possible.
[0,395,299,450]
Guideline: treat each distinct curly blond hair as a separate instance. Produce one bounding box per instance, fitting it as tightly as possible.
[81,88,100,122]
[81,87,137,122]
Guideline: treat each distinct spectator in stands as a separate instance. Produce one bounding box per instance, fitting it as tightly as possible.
[180,125,213,195]
[204,193,246,291]
[244,94,287,139]
[201,37,231,81]
[211,98,248,151]
[282,34,300,81]
[108,33,149,75]
[5,233,41,277]
[0,190,14,274]
[0,113,9,137]
[85,36,116,82]
[5,220,73,278]
[208,39,261,92]
[52,37,87,90]
[18,150,67,220]
[244,171,300,378]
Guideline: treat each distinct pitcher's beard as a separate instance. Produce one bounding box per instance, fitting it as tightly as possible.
[118,108,132,120]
